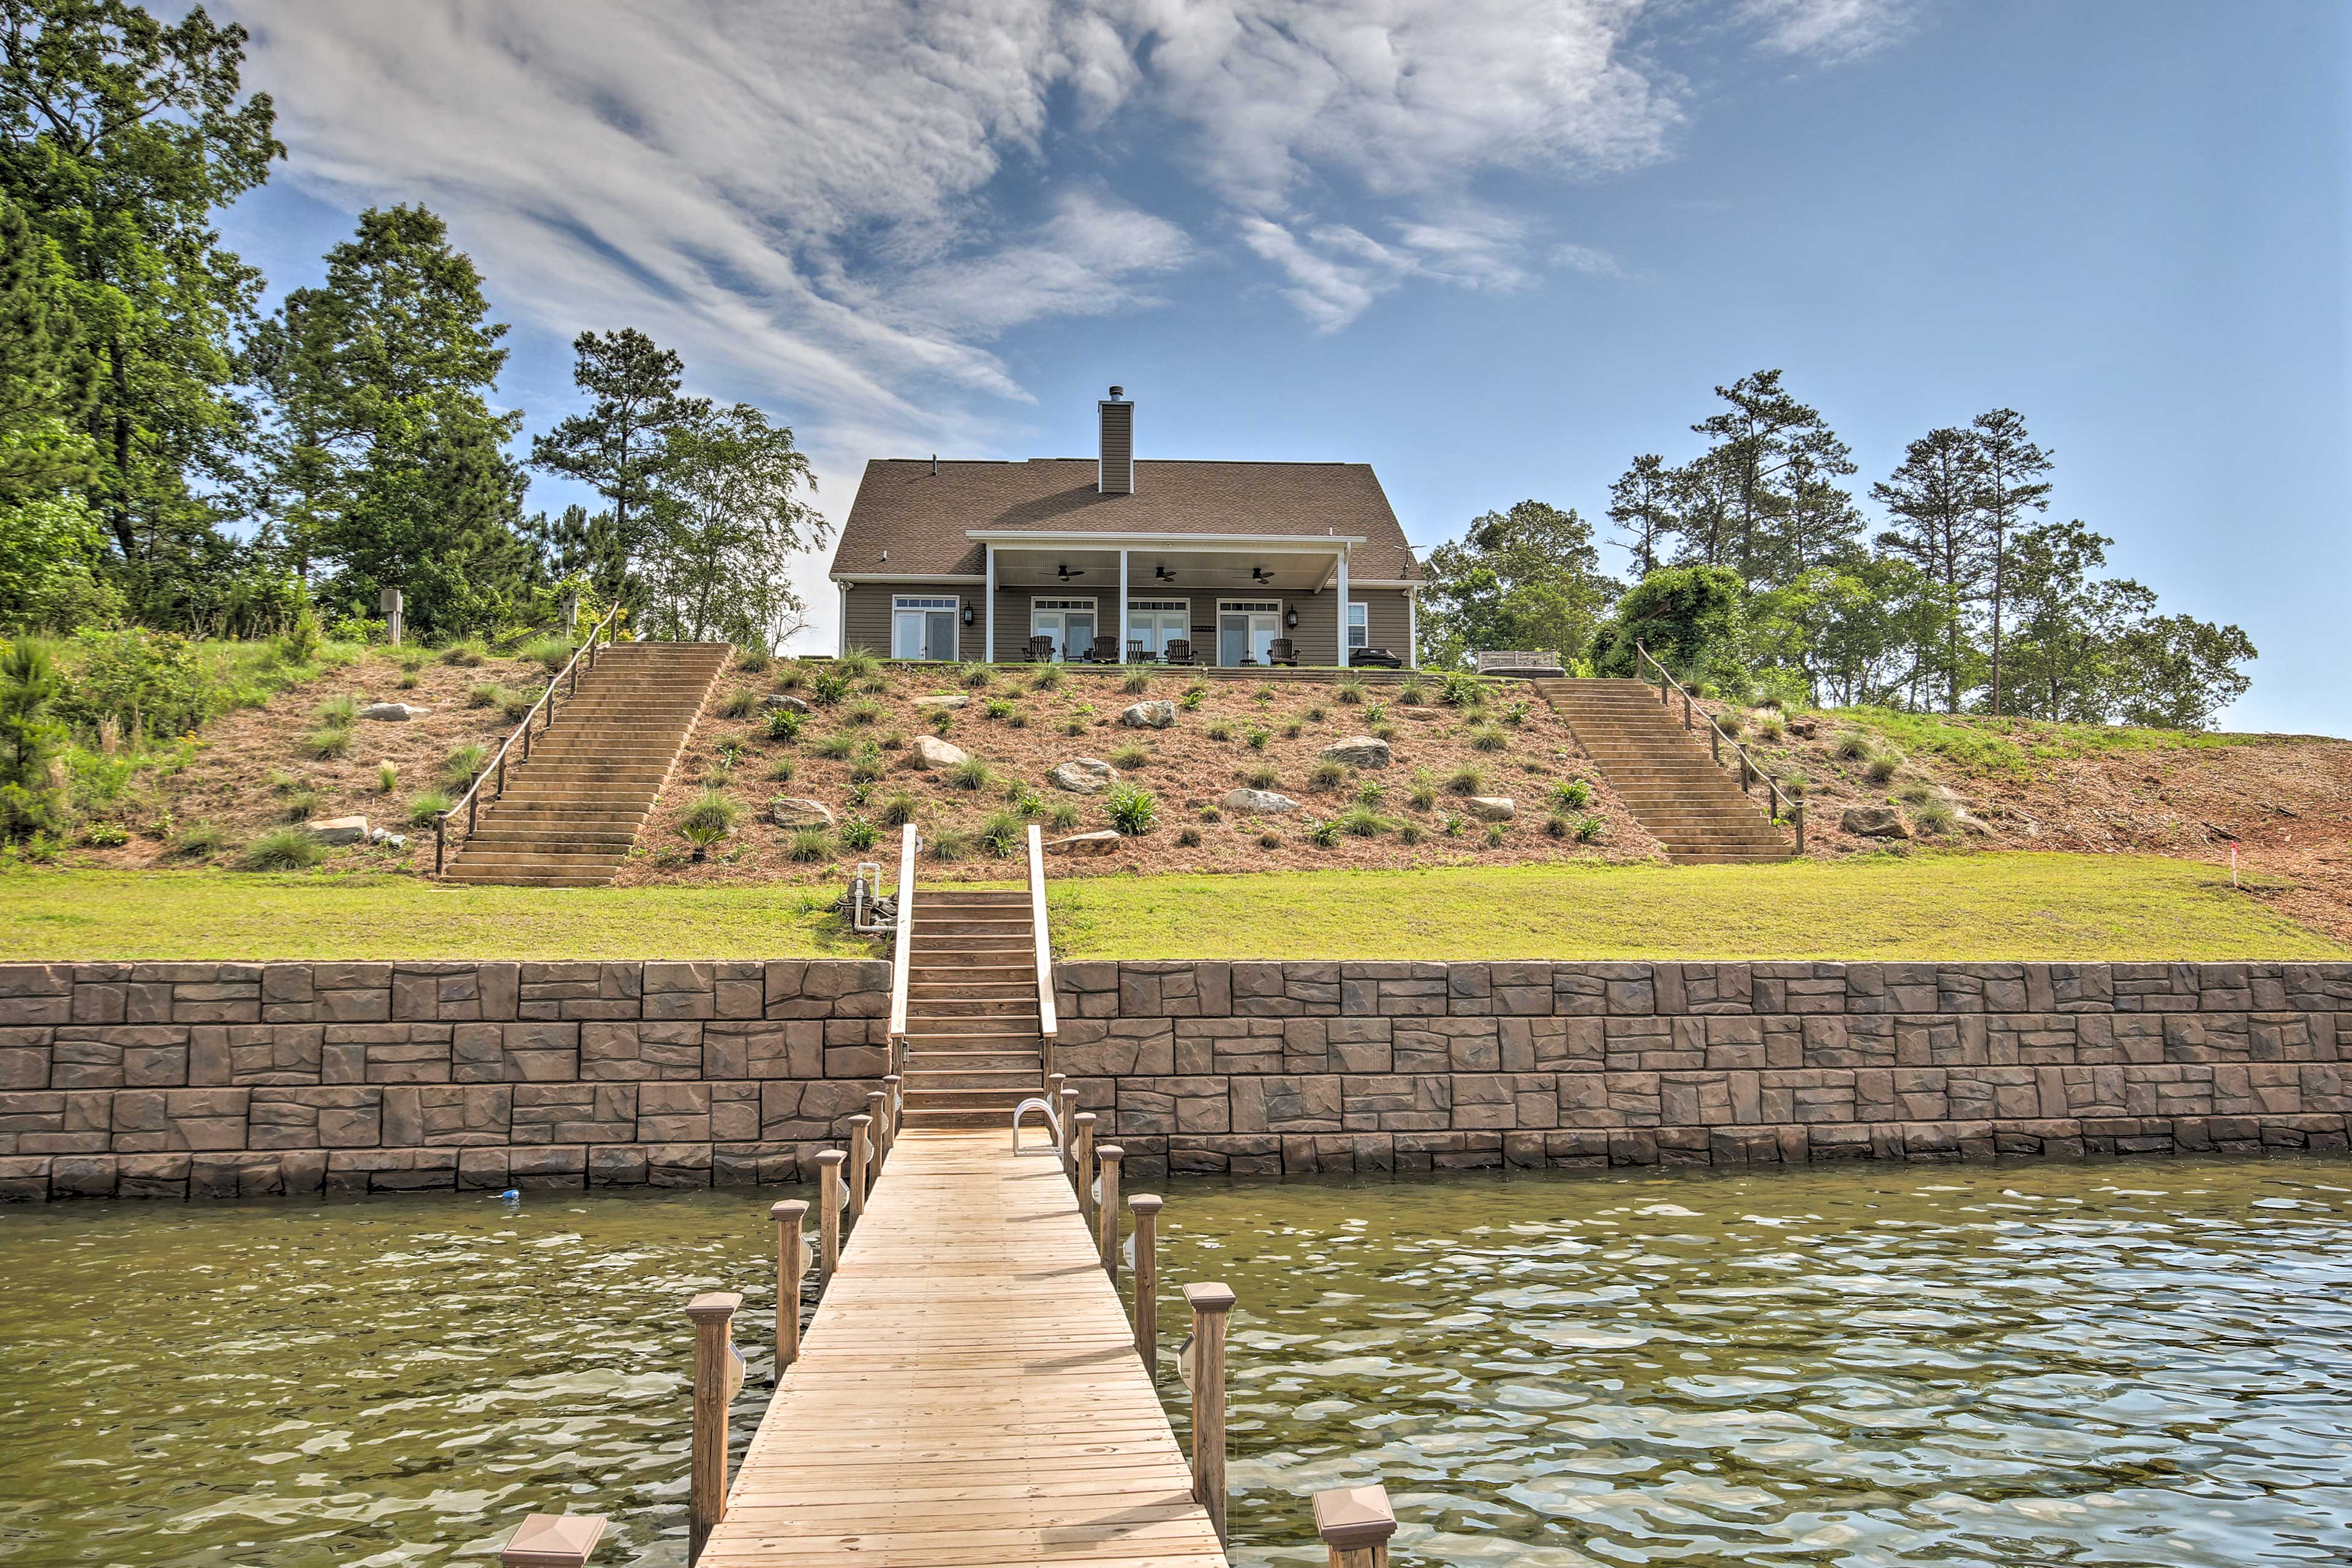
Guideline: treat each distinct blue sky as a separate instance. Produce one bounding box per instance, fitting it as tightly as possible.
[216,1,2346,735]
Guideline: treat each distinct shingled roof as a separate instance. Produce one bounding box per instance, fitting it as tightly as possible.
[829,458,1420,581]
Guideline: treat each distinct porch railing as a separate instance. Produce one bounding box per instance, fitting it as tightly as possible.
[1632,641,1806,854]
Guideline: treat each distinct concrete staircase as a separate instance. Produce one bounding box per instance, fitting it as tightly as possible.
[441,641,731,888]
[1535,677,1793,865]
[897,889,1047,1132]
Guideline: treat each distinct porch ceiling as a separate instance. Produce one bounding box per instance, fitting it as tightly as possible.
[990,543,1339,593]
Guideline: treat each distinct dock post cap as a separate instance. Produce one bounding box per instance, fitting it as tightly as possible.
[1098,1143,1124,1159]
[1184,1281,1237,1313]
[685,1291,744,1320]
[771,1199,809,1219]
[814,1149,846,1166]
[1073,1109,1096,1125]
[1129,1192,1163,1213]
[502,1511,607,1567]
[848,1112,873,1126]
[1313,1484,1397,1550]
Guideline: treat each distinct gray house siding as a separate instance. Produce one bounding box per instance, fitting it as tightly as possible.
[842,582,979,662]
[843,581,1412,666]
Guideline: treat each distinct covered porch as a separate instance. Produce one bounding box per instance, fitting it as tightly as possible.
[970,531,1412,668]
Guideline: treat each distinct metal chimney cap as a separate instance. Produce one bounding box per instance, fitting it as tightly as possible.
[1107,385,1125,398]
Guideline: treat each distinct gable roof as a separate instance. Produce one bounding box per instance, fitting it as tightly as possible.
[829,458,1420,581]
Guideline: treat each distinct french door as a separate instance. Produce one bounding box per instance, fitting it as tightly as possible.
[1216,601,1280,666]
[1031,598,1097,661]
[892,597,959,661]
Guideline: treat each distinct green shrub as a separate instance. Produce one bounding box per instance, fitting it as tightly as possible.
[1310,761,1346,791]
[679,790,740,858]
[1469,725,1507,752]
[766,707,803,742]
[1177,825,1201,848]
[1178,684,1205,710]
[165,820,228,861]
[845,699,883,726]
[958,661,992,689]
[438,639,487,668]
[1832,731,1872,761]
[787,827,835,863]
[1242,766,1279,790]
[1864,750,1902,784]
[766,758,796,783]
[1106,785,1156,835]
[946,758,992,792]
[1240,726,1268,750]
[1398,820,1424,846]
[809,671,851,706]
[844,781,872,807]
[1547,778,1593,811]
[376,761,398,794]
[1338,805,1387,838]
[839,815,881,851]
[980,810,1025,858]
[1441,813,1464,837]
[241,827,324,871]
[1439,671,1485,707]
[406,790,453,827]
[1122,668,1150,695]
[1484,823,1507,848]
[837,649,880,680]
[1048,802,1080,831]
[1031,666,1062,692]
[1257,830,1281,850]
[1205,720,1232,742]
[1574,813,1605,844]
[1335,677,1365,705]
[1305,704,1327,723]
[1009,787,1044,818]
[522,636,576,673]
[466,681,502,709]
[443,742,488,788]
[1545,812,1572,839]
[927,828,967,862]
[720,688,761,719]
[1446,766,1483,796]
[315,695,360,726]
[1397,679,1427,706]
[1305,817,1341,848]
[301,725,351,761]
[813,732,856,760]
[1502,700,1531,726]
[974,696,1010,720]
[1355,780,1387,807]
[878,791,919,827]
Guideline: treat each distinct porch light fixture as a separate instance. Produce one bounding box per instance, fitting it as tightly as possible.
[961,603,976,626]
[1284,607,1299,629]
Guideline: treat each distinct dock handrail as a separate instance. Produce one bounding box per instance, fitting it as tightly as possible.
[434,600,626,876]
[1027,823,1058,1080]
[1632,640,1806,854]
[886,823,917,1072]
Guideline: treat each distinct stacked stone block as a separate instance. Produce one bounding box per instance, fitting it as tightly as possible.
[1,959,2344,1200]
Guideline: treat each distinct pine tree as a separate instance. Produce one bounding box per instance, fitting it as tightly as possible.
[1607,454,1672,578]
[1967,407,2052,716]
[1689,369,1846,585]
[530,328,710,579]
[1871,427,1982,712]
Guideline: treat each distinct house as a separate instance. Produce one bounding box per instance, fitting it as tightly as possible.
[827,386,1422,667]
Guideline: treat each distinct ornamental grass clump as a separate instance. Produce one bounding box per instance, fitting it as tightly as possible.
[1832,730,1872,761]
[1205,720,1233,741]
[928,828,968,862]
[523,636,576,673]
[813,732,856,760]
[443,742,488,788]
[1256,829,1281,850]
[845,699,883,726]
[787,827,835,863]
[1446,766,1484,796]
[720,688,761,719]
[1335,677,1365,705]
[301,725,352,761]
[1757,712,1787,742]
[1177,826,1201,847]
[438,638,487,668]
[1031,666,1061,692]
[958,662,992,690]
[241,827,325,872]
[466,681,503,709]
[376,761,399,794]
[1242,766,1279,790]
[1397,679,1427,706]
[166,820,228,861]
[1547,778,1593,811]
[1911,799,1958,837]
[1469,725,1508,753]
[981,810,1025,858]
[1864,748,1902,784]
[776,661,811,691]
[1106,784,1157,835]
[837,649,880,679]
[1338,805,1387,838]
[679,790,739,861]
[404,790,453,827]
[735,646,772,673]
[946,758,993,792]
[878,791,919,827]
[1398,820,1424,845]
[1049,802,1080,831]
[1110,742,1150,769]
[1122,668,1151,695]
[1310,760,1346,791]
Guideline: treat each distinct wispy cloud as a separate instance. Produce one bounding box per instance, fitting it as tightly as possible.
[1738,0,1924,63]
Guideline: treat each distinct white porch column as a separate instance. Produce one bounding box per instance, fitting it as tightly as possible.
[983,545,996,663]
[1406,587,1417,669]
[837,581,848,658]
[1118,549,1129,662]
[1335,548,1350,668]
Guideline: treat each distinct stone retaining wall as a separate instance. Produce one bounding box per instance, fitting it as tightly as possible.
[1,960,2345,1200]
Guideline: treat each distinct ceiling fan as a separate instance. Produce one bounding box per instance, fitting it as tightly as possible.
[1250,566,1270,582]
[1057,563,1085,581]
[1154,565,1176,582]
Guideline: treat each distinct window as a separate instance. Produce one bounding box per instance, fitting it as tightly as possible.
[1348,601,1368,651]
[891,597,960,661]
[1030,597,1098,662]
[1127,599,1188,656]
[1216,600,1281,666]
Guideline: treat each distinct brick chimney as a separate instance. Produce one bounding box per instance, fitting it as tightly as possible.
[1098,385,1133,496]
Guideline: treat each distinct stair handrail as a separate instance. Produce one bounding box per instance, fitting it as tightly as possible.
[434,601,628,878]
[1026,823,1058,1081]
[886,823,918,1074]
[1631,641,1806,854]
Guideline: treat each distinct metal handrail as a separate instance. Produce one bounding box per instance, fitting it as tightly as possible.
[1632,641,1807,854]
[1027,823,1058,1081]
[434,602,627,877]
[886,823,918,1072]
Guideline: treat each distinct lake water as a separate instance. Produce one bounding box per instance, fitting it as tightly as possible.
[1,1156,2346,1566]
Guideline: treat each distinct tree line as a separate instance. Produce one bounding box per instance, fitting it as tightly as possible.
[1422,369,2255,728]
[0,0,826,650]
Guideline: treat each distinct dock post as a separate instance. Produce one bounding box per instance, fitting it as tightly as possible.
[1184,1281,1237,1545]
[1129,1193,1161,1378]
[881,1074,901,1150]
[848,1115,872,1221]
[816,1150,845,1277]
[1058,1087,1080,1187]
[865,1091,888,1166]
[1313,1483,1398,1568]
[1096,1144,1123,1278]
[772,1199,807,1374]
[1073,1112,1097,1226]
[684,1291,744,1564]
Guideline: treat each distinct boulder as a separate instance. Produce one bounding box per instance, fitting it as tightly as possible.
[1118,700,1176,729]
[1319,734,1392,768]
[1465,797,1515,821]
[766,797,835,829]
[1223,788,1298,815]
[913,692,969,710]
[1046,830,1122,856]
[360,702,428,722]
[1785,715,1819,739]
[762,694,812,714]
[910,736,970,771]
[305,816,369,845]
[1841,805,1912,839]
[1048,758,1118,794]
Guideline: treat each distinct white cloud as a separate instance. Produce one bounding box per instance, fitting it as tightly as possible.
[1549,242,1624,277]
[1739,0,1924,63]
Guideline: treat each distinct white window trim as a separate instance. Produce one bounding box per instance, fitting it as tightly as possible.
[1348,600,1369,650]
[1216,599,1282,614]
[892,595,959,611]
[1126,598,1187,612]
[891,595,960,661]
[1030,596,1098,612]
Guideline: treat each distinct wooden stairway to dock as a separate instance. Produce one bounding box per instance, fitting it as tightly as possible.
[1536,677,1793,865]
[898,888,1050,1131]
[442,641,730,888]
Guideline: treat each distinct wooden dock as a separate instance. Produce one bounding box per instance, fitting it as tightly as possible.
[698,1129,1231,1567]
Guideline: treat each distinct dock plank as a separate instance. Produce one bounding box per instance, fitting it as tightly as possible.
[704,1129,1226,1567]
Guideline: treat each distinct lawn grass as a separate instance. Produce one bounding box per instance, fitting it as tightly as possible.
[1831,706,2283,780]
[0,854,2337,962]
